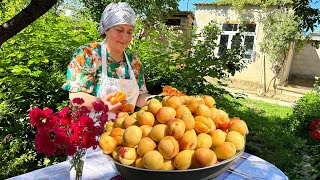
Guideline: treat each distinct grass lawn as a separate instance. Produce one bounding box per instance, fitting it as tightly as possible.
[218,95,301,179]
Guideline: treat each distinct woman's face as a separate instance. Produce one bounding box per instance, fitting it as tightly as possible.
[105,24,134,53]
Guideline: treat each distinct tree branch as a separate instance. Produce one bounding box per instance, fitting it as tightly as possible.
[0,0,58,46]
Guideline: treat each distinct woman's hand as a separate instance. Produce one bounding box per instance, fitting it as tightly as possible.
[102,92,128,112]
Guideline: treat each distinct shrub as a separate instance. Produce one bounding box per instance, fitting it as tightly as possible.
[290,92,320,139]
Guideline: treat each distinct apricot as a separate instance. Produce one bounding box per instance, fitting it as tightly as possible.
[139,125,153,137]
[136,109,146,121]
[117,112,129,118]
[173,150,194,170]
[192,148,216,168]
[158,136,179,159]
[135,156,144,168]
[187,96,205,113]
[147,99,162,115]
[130,112,137,119]
[210,108,219,121]
[209,150,217,166]
[229,119,249,136]
[180,95,190,105]
[176,105,192,119]
[195,104,211,118]
[180,113,195,131]
[226,131,245,151]
[163,96,182,110]
[123,125,142,148]
[137,137,157,157]
[202,95,216,108]
[179,129,197,150]
[104,121,114,132]
[118,147,137,165]
[160,159,175,170]
[208,118,217,135]
[196,133,212,149]
[211,129,227,147]
[123,116,138,129]
[112,146,122,161]
[194,116,212,134]
[140,106,148,111]
[109,128,125,145]
[150,124,168,142]
[142,150,164,170]
[99,133,117,155]
[138,111,155,127]
[213,142,236,160]
[167,118,186,140]
[156,107,176,124]
[114,116,125,129]
[213,109,230,130]
[161,96,170,106]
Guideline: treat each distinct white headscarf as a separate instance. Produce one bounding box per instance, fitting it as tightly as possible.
[98,2,136,38]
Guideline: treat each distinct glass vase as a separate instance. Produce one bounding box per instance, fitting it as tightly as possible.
[69,148,87,180]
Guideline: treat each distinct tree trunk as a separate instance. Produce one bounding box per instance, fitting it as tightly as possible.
[0,0,58,46]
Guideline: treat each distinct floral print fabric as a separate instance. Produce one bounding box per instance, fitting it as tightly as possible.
[62,42,148,96]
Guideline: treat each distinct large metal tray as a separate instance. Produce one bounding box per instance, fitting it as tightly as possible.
[108,149,244,180]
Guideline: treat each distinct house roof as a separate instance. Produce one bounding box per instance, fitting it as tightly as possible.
[194,0,293,6]
[167,10,195,20]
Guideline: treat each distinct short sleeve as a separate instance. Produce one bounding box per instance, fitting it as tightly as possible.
[62,45,98,95]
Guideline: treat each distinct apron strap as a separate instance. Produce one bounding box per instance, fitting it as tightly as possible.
[101,39,107,77]
[101,39,136,81]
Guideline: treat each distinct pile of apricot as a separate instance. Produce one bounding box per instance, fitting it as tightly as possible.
[99,95,248,170]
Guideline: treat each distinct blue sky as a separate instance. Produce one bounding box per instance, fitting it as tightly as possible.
[179,0,213,11]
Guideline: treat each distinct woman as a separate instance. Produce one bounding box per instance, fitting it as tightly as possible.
[62,2,152,112]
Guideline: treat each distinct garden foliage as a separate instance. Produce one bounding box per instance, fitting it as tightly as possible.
[289,91,320,179]
[0,6,100,178]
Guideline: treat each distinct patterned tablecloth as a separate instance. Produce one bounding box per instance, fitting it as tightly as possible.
[8,148,288,180]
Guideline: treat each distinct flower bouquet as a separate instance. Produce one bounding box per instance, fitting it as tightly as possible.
[29,98,109,180]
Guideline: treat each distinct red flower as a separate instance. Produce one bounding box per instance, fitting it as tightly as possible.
[54,127,68,146]
[35,132,57,156]
[66,145,77,156]
[311,129,320,139]
[79,106,90,115]
[72,98,85,105]
[60,107,69,117]
[29,108,43,126]
[309,118,320,131]
[92,99,105,112]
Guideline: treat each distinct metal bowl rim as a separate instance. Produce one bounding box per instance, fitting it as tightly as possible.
[107,149,244,172]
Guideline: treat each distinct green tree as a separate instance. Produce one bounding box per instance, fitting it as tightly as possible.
[292,0,320,32]
[79,0,179,24]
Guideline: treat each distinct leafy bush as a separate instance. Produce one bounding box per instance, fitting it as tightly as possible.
[0,10,99,178]
[290,92,320,139]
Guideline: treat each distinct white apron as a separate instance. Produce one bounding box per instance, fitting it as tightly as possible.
[97,39,140,107]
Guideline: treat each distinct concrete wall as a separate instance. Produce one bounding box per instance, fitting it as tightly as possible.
[291,44,320,76]
[194,5,279,92]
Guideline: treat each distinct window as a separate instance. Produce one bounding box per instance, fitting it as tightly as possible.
[218,23,257,62]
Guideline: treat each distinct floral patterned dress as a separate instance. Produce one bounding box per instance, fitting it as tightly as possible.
[62,42,148,96]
